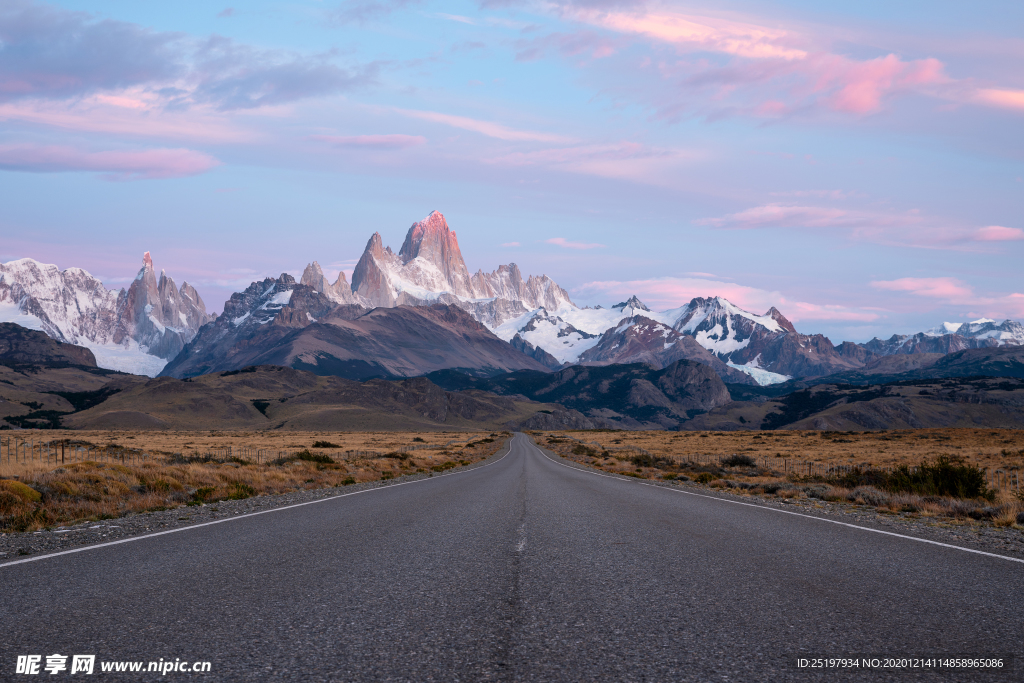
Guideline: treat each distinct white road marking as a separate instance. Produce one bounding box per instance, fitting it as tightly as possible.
[0,436,519,569]
[515,523,527,553]
[527,436,1024,566]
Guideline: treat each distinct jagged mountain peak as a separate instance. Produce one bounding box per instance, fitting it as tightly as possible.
[766,306,797,333]
[0,253,212,375]
[613,295,650,312]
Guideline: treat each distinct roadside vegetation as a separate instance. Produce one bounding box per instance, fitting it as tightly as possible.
[0,431,509,532]
[537,429,1024,528]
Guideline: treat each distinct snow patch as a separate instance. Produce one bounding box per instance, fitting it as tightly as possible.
[727,361,790,386]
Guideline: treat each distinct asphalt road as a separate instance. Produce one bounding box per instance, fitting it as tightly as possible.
[2,433,1022,682]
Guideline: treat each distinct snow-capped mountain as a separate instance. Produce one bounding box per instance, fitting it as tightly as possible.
[924,318,1024,345]
[0,253,213,376]
[161,272,550,379]
[299,261,364,305]
[350,211,574,326]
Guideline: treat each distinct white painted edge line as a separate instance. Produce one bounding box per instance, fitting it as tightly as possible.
[527,435,1024,566]
[0,435,518,569]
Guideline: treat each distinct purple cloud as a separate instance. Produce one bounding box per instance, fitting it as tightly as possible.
[0,143,220,180]
[310,134,426,149]
[0,1,374,111]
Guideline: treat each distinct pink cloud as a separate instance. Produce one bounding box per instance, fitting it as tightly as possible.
[575,277,878,323]
[310,134,426,149]
[814,54,946,114]
[0,98,254,143]
[973,225,1024,241]
[487,142,698,187]
[572,9,807,61]
[548,4,951,118]
[870,277,973,299]
[974,88,1024,112]
[394,108,571,143]
[699,203,854,229]
[0,144,220,180]
[546,237,605,250]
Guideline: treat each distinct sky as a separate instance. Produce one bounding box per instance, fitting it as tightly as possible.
[0,0,1021,343]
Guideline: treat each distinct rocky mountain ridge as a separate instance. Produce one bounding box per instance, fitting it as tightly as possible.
[0,253,213,376]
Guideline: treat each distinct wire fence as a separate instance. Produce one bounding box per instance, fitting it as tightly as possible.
[0,436,481,470]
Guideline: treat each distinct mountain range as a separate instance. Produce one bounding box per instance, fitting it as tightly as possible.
[2,210,1022,385]
[0,252,213,375]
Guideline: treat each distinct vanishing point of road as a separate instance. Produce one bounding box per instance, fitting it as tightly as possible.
[2,434,1021,681]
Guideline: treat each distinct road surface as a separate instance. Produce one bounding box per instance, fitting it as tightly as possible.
[2,433,1021,681]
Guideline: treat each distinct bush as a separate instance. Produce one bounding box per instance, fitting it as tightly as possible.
[573,444,597,457]
[662,473,677,480]
[296,450,335,464]
[852,486,890,507]
[829,456,990,500]
[341,477,356,486]
[412,437,426,443]
[722,454,756,467]
[383,452,410,460]
[381,472,394,481]
[0,480,42,503]
[312,440,340,448]
[227,482,256,500]
[694,472,715,484]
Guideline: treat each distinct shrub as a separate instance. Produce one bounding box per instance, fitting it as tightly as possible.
[341,477,356,486]
[312,440,340,448]
[227,482,257,500]
[852,486,890,507]
[381,472,394,481]
[412,437,426,443]
[383,452,410,460]
[722,454,756,467]
[828,457,990,500]
[0,480,42,503]
[694,472,715,484]
[573,444,597,457]
[662,473,677,480]
[296,450,335,464]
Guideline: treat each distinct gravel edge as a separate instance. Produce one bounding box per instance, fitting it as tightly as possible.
[0,437,514,564]
[529,436,1024,562]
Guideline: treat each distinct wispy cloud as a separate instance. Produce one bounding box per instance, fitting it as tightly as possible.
[871,277,973,299]
[974,88,1024,112]
[568,8,807,61]
[309,134,426,149]
[576,276,878,323]
[871,277,1024,318]
[546,237,605,249]
[974,225,1024,241]
[696,203,927,232]
[0,144,219,180]
[486,141,699,187]
[501,241,520,247]
[394,108,571,142]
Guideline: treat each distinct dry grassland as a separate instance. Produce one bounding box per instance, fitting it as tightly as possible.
[535,428,1024,526]
[0,430,509,532]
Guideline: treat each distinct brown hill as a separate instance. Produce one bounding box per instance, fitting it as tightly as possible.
[61,365,557,431]
[160,273,549,379]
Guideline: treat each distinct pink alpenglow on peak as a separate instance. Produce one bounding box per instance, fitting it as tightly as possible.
[143,251,154,269]
[349,211,574,325]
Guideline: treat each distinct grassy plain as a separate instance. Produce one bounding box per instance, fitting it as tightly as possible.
[535,428,1024,525]
[0,430,509,532]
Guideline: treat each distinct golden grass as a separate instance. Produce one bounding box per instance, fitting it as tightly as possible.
[535,428,1024,524]
[535,427,1024,483]
[0,430,509,532]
